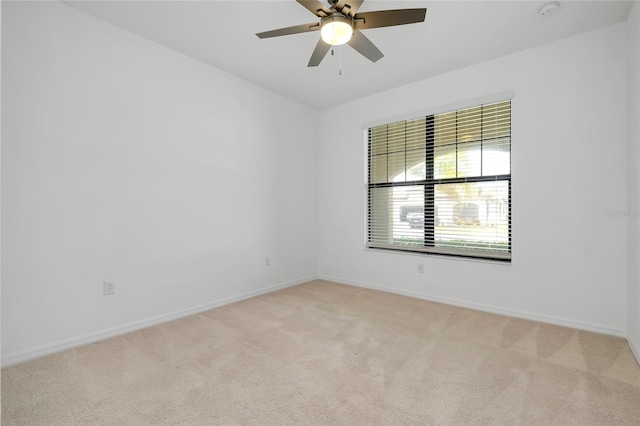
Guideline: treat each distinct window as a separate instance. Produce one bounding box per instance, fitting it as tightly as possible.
[367,99,511,261]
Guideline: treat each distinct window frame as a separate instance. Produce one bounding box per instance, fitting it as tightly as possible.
[366,99,512,262]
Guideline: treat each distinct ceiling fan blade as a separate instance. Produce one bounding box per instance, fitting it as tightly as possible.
[334,0,364,17]
[347,30,383,63]
[354,8,427,30]
[256,22,320,39]
[308,38,331,67]
[296,0,332,18]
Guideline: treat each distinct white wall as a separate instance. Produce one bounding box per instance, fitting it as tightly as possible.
[627,0,640,362]
[1,1,318,365]
[0,0,3,363]
[318,22,629,335]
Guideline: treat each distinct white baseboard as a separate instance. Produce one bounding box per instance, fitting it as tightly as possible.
[319,274,627,338]
[1,276,316,367]
[5,274,631,367]
[628,335,640,366]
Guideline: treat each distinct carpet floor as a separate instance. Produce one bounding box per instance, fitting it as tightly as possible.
[2,279,640,425]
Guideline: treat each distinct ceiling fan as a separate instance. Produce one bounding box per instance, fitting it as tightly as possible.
[256,0,427,67]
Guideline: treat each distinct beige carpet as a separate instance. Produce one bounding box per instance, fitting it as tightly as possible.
[2,279,640,425]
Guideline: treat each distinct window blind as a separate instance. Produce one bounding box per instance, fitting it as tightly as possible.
[367,99,511,261]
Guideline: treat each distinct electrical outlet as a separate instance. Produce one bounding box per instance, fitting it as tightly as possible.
[103,280,115,296]
[417,264,424,274]
[265,256,271,266]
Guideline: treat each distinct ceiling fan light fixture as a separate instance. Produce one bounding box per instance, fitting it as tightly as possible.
[320,15,353,46]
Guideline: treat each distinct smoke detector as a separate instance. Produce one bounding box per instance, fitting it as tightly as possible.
[539,2,560,16]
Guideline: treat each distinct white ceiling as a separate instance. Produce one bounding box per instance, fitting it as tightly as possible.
[65,1,632,109]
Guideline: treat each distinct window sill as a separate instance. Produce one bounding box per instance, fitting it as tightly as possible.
[364,246,512,265]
